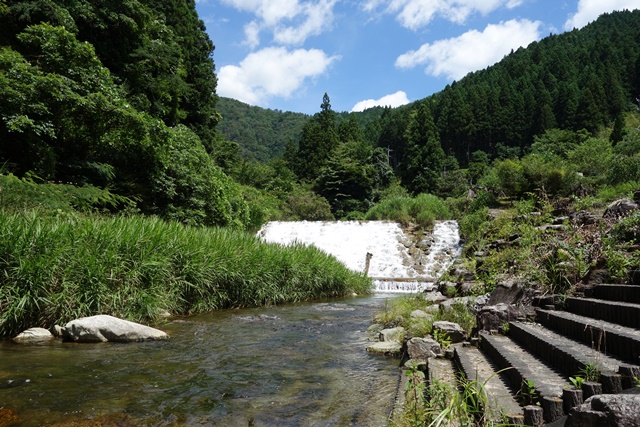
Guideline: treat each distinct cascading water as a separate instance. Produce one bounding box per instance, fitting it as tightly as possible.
[258,220,462,292]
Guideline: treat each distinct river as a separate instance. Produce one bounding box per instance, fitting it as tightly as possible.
[0,220,461,426]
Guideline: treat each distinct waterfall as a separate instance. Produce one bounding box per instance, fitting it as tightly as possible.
[257,220,462,292]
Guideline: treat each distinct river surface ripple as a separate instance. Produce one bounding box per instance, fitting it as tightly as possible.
[0,294,401,426]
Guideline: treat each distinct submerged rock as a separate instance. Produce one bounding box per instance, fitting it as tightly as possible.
[62,315,169,343]
[12,327,54,343]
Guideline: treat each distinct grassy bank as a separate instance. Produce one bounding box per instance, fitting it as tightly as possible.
[0,210,371,337]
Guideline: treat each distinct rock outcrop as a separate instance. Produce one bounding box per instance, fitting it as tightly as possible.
[62,315,169,343]
[566,394,640,426]
[407,337,443,360]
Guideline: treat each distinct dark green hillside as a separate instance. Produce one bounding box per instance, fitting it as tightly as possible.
[216,97,309,161]
[428,9,640,163]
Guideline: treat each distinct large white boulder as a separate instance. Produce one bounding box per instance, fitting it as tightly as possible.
[62,315,169,343]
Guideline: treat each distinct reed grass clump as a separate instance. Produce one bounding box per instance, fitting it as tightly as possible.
[0,210,371,337]
[364,194,451,228]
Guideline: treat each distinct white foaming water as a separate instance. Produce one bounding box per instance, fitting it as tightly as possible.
[257,220,462,292]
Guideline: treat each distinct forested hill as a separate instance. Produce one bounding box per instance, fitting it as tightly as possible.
[223,10,640,165]
[422,9,640,164]
[216,97,308,162]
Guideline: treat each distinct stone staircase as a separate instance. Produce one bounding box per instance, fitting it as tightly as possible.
[424,283,640,426]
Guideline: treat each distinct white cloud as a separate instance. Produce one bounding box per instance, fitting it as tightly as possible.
[363,0,524,29]
[351,91,410,112]
[395,19,541,81]
[221,0,336,46]
[217,47,339,106]
[564,0,640,30]
[274,1,336,45]
[244,21,261,49]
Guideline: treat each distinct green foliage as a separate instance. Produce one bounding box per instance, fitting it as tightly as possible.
[432,329,452,350]
[283,187,335,221]
[314,140,377,218]
[579,362,601,382]
[216,97,308,161]
[611,212,640,244]
[399,101,446,194]
[365,194,451,227]
[569,376,584,389]
[520,378,538,405]
[0,210,371,336]
[0,173,135,214]
[147,124,249,228]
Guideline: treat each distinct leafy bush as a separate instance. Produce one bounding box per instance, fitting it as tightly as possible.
[365,193,450,227]
[283,187,335,221]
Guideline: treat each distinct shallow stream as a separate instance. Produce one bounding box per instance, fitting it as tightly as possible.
[0,295,400,426]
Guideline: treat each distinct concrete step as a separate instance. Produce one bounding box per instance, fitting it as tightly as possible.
[508,321,627,393]
[479,332,569,424]
[536,309,640,365]
[590,284,640,304]
[453,345,524,423]
[565,297,640,328]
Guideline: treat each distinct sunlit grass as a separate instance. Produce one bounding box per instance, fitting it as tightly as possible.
[0,210,371,336]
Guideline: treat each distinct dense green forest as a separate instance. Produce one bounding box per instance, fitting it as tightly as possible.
[3,3,640,225]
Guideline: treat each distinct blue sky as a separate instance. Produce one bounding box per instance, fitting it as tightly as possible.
[195,0,640,114]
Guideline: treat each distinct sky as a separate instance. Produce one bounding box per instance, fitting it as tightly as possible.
[194,0,640,115]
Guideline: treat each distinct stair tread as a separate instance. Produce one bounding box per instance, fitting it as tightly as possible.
[569,296,640,309]
[511,321,627,374]
[481,332,570,398]
[537,308,640,338]
[454,345,523,419]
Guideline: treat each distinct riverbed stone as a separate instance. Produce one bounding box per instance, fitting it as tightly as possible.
[379,326,405,343]
[432,321,466,343]
[62,315,169,343]
[12,327,54,343]
[566,394,640,426]
[422,291,448,304]
[407,337,443,360]
[410,309,431,319]
[366,341,402,355]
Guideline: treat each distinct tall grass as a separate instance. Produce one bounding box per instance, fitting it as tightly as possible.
[0,210,371,336]
[365,194,451,228]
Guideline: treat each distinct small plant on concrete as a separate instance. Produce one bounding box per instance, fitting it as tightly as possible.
[634,376,640,388]
[580,361,601,382]
[432,329,452,350]
[500,322,510,334]
[569,376,584,389]
[519,378,537,405]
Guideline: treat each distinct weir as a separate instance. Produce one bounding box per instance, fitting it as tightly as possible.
[258,220,462,292]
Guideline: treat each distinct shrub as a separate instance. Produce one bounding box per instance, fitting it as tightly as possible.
[365,194,450,227]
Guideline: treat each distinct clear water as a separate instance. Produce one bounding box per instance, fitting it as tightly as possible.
[1,221,461,426]
[0,295,400,426]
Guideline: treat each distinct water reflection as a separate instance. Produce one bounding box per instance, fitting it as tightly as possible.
[0,295,400,426]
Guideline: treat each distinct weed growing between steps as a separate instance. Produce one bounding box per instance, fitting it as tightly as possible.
[392,363,516,427]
